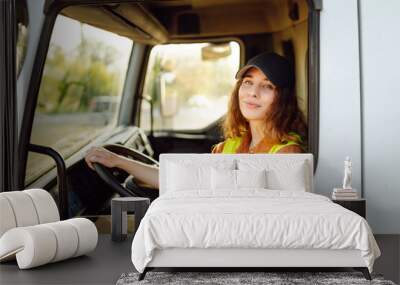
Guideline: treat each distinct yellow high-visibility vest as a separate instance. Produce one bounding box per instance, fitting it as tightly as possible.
[222,132,303,154]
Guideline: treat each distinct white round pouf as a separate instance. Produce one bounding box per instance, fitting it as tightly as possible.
[1,191,39,227]
[0,195,17,237]
[42,221,79,262]
[0,189,98,269]
[0,226,57,269]
[66,218,98,257]
[24,189,60,224]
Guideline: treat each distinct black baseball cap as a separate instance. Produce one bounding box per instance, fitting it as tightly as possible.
[235,52,294,89]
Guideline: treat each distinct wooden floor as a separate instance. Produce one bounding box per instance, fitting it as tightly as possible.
[0,234,398,284]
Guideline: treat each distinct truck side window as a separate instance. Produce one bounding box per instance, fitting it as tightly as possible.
[16,0,28,76]
[25,15,133,186]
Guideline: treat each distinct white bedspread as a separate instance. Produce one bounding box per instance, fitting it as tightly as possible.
[131,190,380,273]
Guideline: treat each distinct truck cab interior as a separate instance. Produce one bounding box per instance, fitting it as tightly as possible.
[15,0,319,226]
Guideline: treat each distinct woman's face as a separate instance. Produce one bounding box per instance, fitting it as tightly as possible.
[238,67,277,122]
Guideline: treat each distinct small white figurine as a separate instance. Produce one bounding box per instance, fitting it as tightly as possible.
[342,156,352,189]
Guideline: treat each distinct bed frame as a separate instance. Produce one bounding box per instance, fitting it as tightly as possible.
[140,249,371,280]
[137,154,372,281]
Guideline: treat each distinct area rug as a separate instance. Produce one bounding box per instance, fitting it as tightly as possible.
[116,271,396,285]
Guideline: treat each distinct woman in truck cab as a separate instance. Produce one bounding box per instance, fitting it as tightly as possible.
[211,52,306,154]
[85,52,307,193]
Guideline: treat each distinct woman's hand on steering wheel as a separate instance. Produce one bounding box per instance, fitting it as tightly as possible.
[84,144,159,197]
[85,146,126,171]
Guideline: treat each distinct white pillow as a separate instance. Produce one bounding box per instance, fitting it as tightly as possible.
[238,159,309,191]
[167,163,210,191]
[236,169,267,189]
[211,168,268,190]
[267,163,307,191]
[166,160,235,192]
[211,168,236,190]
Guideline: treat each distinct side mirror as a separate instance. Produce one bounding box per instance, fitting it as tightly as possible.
[156,71,179,118]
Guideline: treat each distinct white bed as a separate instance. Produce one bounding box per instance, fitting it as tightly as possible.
[131,154,380,280]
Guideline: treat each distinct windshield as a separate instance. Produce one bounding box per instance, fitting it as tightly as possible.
[140,41,240,131]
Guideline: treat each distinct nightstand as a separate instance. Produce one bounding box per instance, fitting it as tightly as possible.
[332,198,366,218]
[111,197,150,242]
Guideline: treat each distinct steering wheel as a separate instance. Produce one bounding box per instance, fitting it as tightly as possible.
[93,144,159,197]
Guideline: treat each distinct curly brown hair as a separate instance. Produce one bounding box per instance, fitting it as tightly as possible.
[222,78,308,145]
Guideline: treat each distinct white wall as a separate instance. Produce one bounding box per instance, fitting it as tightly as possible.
[317,0,400,234]
[359,0,400,234]
[316,0,362,201]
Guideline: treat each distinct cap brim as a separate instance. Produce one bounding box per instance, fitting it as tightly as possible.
[235,65,258,79]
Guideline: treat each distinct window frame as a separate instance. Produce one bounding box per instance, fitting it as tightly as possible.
[1,0,18,192]
[307,0,322,171]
